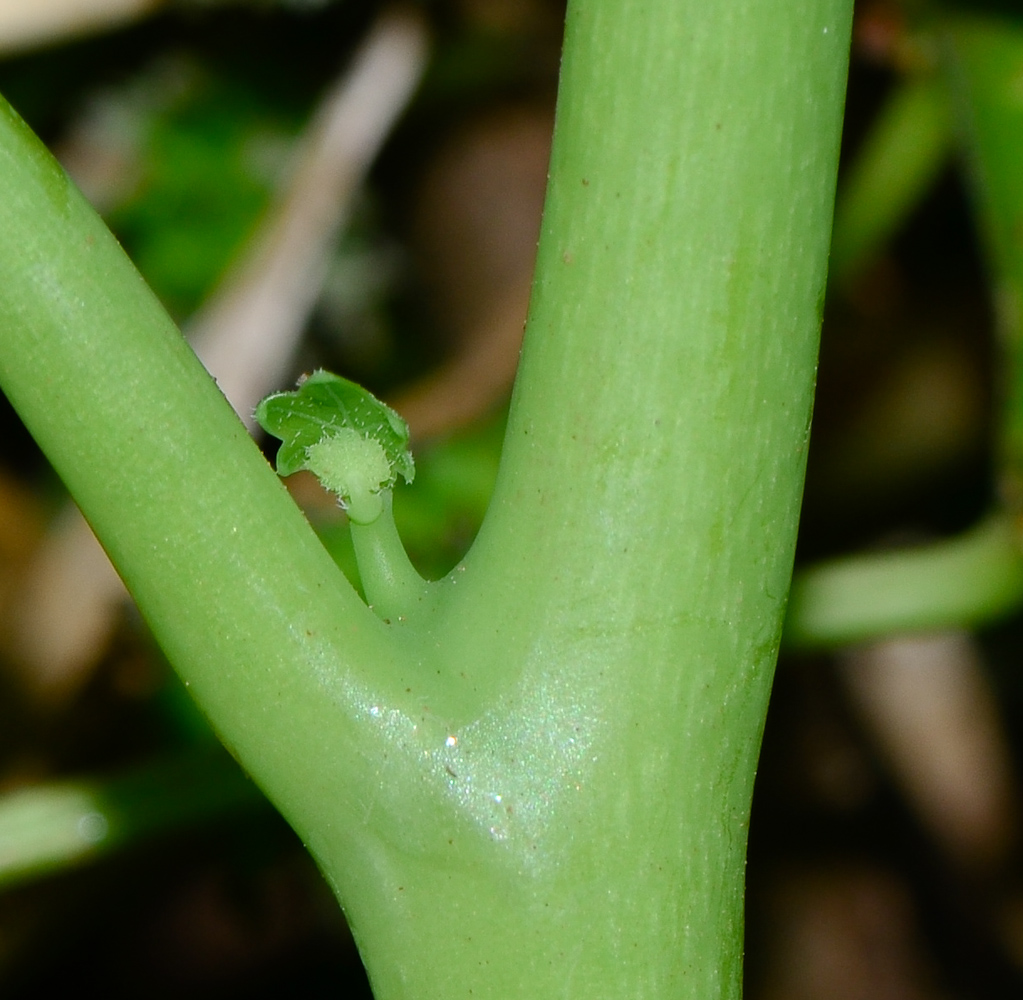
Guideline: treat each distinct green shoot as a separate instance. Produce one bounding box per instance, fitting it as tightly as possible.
[255,370,427,620]
[255,369,414,524]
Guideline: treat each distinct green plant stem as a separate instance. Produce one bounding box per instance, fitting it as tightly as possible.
[0,748,264,890]
[0,0,853,995]
[785,515,1023,649]
[830,73,953,284]
[942,14,1023,512]
[349,491,433,622]
[0,92,420,907]
[353,2,853,996]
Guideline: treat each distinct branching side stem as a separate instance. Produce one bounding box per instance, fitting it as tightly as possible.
[349,492,433,622]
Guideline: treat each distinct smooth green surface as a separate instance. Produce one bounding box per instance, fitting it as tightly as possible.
[830,73,953,283]
[944,15,1023,510]
[0,749,263,889]
[0,87,422,944]
[0,0,853,995]
[349,492,435,623]
[786,515,1023,648]
[344,1,852,995]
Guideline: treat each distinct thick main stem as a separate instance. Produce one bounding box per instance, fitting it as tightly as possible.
[337,2,853,998]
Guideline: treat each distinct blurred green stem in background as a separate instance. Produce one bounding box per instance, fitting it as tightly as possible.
[788,10,1023,651]
[0,748,263,890]
[786,515,1023,649]
[830,73,953,286]
[943,15,1023,513]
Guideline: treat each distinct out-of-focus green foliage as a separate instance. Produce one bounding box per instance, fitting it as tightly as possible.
[105,68,296,317]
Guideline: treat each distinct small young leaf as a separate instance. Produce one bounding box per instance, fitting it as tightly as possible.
[255,370,414,523]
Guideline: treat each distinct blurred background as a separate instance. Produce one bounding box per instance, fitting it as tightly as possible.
[1,0,1023,996]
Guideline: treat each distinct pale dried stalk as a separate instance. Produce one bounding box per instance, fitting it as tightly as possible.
[839,631,1017,871]
[189,8,429,427]
[0,0,161,55]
